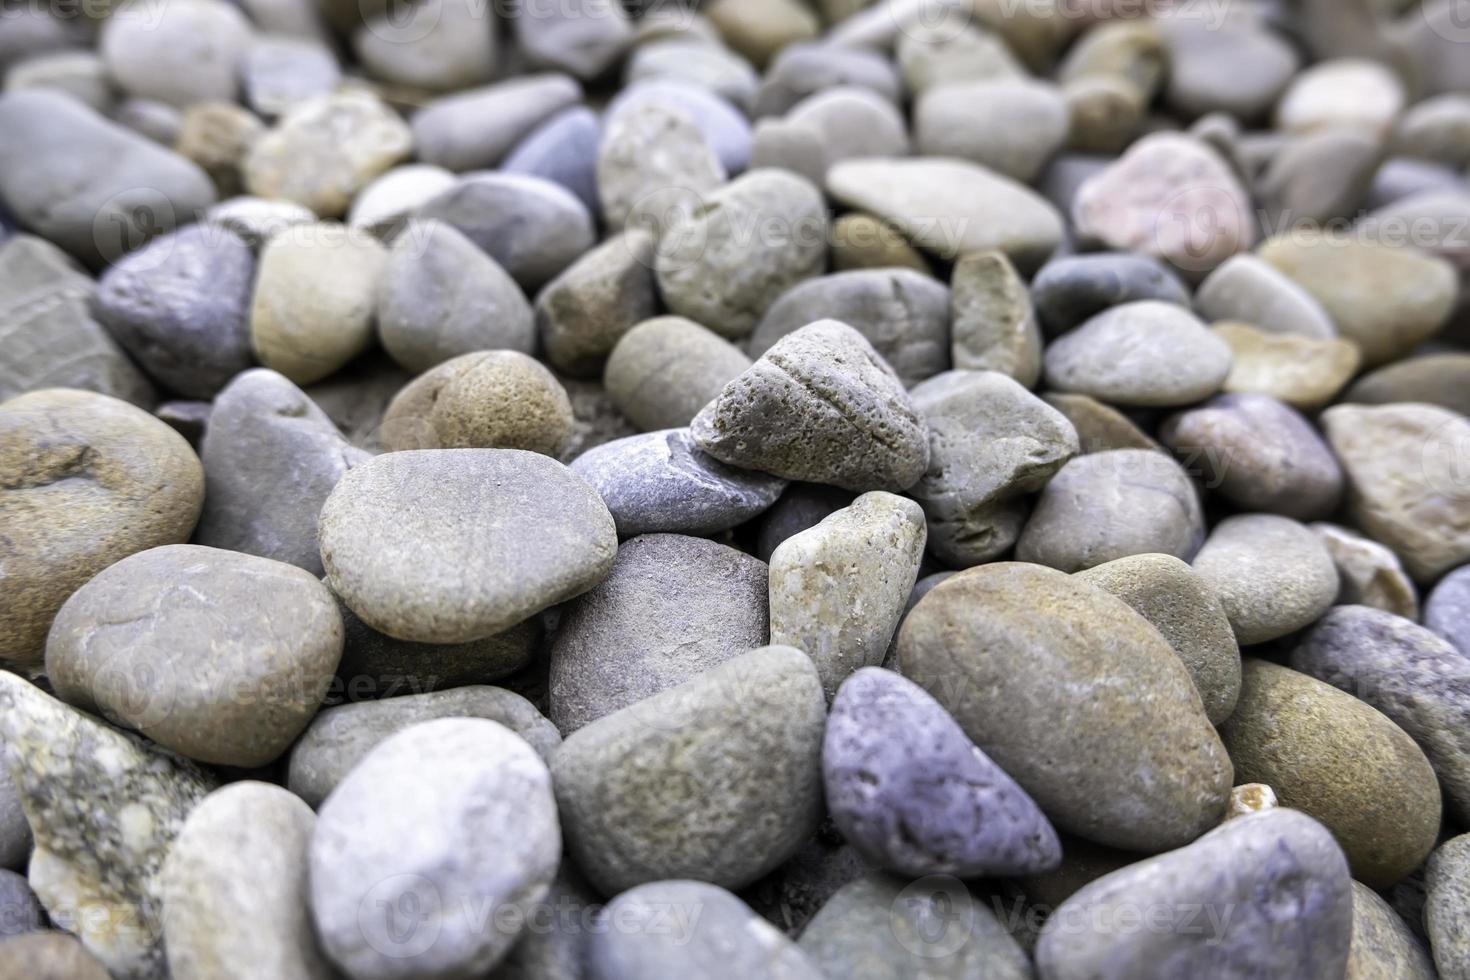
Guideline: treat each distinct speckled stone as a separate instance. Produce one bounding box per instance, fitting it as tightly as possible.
[950,249,1042,386]
[691,320,930,493]
[1323,403,1470,583]
[1076,554,1241,725]
[0,672,216,979]
[0,389,203,669]
[553,646,825,894]
[1211,321,1361,411]
[603,316,752,432]
[1191,515,1338,646]
[288,686,560,807]
[1040,393,1159,455]
[1426,565,1470,656]
[1426,834,1470,980]
[1312,523,1420,620]
[595,100,725,233]
[749,269,950,388]
[549,533,769,732]
[536,230,658,378]
[910,371,1077,568]
[825,668,1059,877]
[1016,449,1206,573]
[1030,252,1190,335]
[411,74,582,173]
[1219,659,1441,889]
[161,782,333,980]
[1035,809,1352,980]
[605,80,752,175]
[319,449,617,644]
[310,718,560,978]
[898,564,1233,852]
[570,428,785,538]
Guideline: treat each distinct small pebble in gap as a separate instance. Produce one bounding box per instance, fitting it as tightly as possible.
[603,316,752,432]
[950,249,1042,386]
[1312,523,1420,621]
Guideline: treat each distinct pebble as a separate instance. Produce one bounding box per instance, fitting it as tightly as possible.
[347,165,456,241]
[1312,522,1420,620]
[1258,129,1383,230]
[242,36,339,119]
[1016,449,1206,572]
[319,449,616,643]
[785,86,910,171]
[0,90,216,268]
[1063,74,1146,155]
[896,21,1027,94]
[0,389,203,668]
[4,51,113,115]
[1160,393,1344,520]
[603,316,752,431]
[829,212,932,275]
[1074,132,1256,277]
[825,668,1060,877]
[1276,58,1406,135]
[754,42,901,117]
[249,222,386,385]
[749,269,951,388]
[173,102,264,200]
[552,646,825,893]
[1349,879,1436,979]
[1030,252,1191,335]
[910,371,1078,567]
[1394,94,1470,168]
[310,718,560,978]
[0,235,155,407]
[596,100,725,233]
[0,871,42,936]
[410,74,582,172]
[46,543,342,765]
[1426,834,1470,979]
[381,351,573,457]
[626,40,759,113]
[196,369,366,574]
[1044,300,1233,406]
[375,220,533,374]
[0,672,216,977]
[243,91,410,219]
[549,533,769,731]
[656,169,826,339]
[99,0,249,108]
[536,230,658,377]
[1191,514,1339,646]
[605,79,753,175]
[570,428,786,538]
[1221,658,1441,888]
[206,195,314,249]
[288,686,560,807]
[1075,553,1242,725]
[706,0,817,67]
[1035,809,1352,980]
[900,564,1232,850]
[1163,22,1299,121]
[0,934,110,980]
[1212,321,1361,410]
[1041,393,1159,454]
[915,79,1068,183]
[1323,403,1470,583]
[590,880,824,980]
[502,107,602,214]
[1194,253,1337,339]
[354,0,495,92]
[1345,353,1470,417]
[950,249,1042,386]
[1258,233,1457,366]
[1292,605,1470,825]
[93,222,254,398]
[417,172,596,293]
[514,2,631,80]
[691,320,930,492]
[1426,565,1470,656]
[770,492,925,697]
[827,157,1064,271]
[747,116,837,189]
[1058,20,1165,97]
[161,782,333,980]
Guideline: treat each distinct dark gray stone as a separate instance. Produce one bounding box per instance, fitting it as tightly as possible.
[570,429,786,538]
[1426,564,1470,657]
[825,668,1060,878]
[502,106,601,213]
[1030,252,1191,335]
[756,483,856,563]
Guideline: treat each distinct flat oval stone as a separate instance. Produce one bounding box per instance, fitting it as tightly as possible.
[1191,514,1338,645]
[348,165,457,240]
[1016,449,1206,573]
[1312,522,1420,620]
[1347,879,1435,980]
[1035,809,1352,980]
[161,782,333,980]
[551,646,825,894]
[535,229,658,378]
[749,269,951,388]
[915,78,1068,182]
[1031,253,1191,335]
[1076,553,1241,725]
[1277,57,1405,135]
[1160,393,1343,520]
[1194,253,1336,339]
[1219,659,1441,889]
[288,686,560,807]
[1212,321,1361,410]
[691,320,930,492]
[570,428,786,538]
[1292,605,1470,825]
[0,389,203,668]
[1043,300,1233,407]
[47,544,343,767]
[589,881,824,980]
[898,563,1232,851]
[603,316,752,432]
[318,449,617,644]
[826,668,1060,877]
[1426,565,1470,656]
[770,492,927,698]
[1426,834,1470,980]
[410,74,582,173]
[310,718,560,978]
[1345,353,1470,418]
